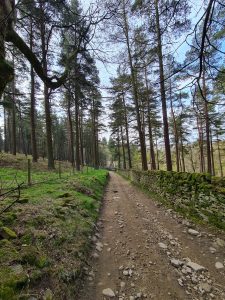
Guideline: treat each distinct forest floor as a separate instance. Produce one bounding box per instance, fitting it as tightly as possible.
[79,172,225,300]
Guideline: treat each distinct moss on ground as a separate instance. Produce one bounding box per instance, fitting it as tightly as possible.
[0,161,108,299]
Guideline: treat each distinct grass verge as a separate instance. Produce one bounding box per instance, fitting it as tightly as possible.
[0,163,108,299]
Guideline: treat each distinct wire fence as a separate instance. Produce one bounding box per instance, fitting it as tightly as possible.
[0,159,93,215]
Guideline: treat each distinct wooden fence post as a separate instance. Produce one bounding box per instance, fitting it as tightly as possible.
[28,159,31,186]
[58,161,62,179]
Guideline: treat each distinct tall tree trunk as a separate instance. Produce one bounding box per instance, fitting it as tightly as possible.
[30,19,38,162]
[4,108,9,152]
[216,133,223,177]
[155,134,160,170]
[30,66,38,161]
[11,55,16,156]
[210,131,215,176]
[11,85,16,155]
[122,0,148,170]
[189,146,195,172]
[202,68,211,174]
[40,3,54,169]
[154,0,172,171]
[79,107,84,166]
[44,86,54,169]
[92,98,99,169]
[197,115,205,173]
[95,126,99,169]
[169,82,179,172]
[8,110,12,152]
[122,93,132,169]
[121,126,126,169]
[180,137,185,172]
[18,101,27,156]
[75,90,80,171]
[144,67,156,170]
[0,2,14,98]
[67,92,75,167]
[117,131,121,169]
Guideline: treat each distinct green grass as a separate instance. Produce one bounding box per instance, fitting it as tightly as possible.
[0,156,108,299]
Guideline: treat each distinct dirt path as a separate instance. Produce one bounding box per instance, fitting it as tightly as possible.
[79,172,225,300]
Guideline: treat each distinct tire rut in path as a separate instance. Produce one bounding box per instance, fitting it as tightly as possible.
[79,172,225,300]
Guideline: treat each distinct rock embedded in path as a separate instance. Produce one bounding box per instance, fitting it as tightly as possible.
[136,292,142,298]
[199,282,212,293]
[158,242,167,250]
[123,270,129,276]
[96,241,103,252]
[186,261,206,272]
[170,258,183,268]
[102,288,115,297]
[215,262,224,269]
[188,229,199,236]
[209,247,216,254]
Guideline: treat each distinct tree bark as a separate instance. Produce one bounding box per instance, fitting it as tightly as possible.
[117,131,121,169]
[75,83,81,171]
[210,131,215,176]
[154,0,172,171]
[217,133,223,177]
[11,64,16,156]
[144,67,156,170]
[40,2,54,169]
[79,106,84,166]
[4,107,9,152]
[30,19,38,162]
[197,115,205,173]
[67,91,75,167]
[0,1,14,98]
[180,136,186,172]
[122,93,132,169]
[122,0,148,170]
[120,126,126,169]
[202,67,211,174]
[169,82,179,172]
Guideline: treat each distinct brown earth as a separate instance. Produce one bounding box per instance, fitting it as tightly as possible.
[79,172,225,300]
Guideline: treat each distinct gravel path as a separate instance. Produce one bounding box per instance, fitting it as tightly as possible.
[79,172,225,300]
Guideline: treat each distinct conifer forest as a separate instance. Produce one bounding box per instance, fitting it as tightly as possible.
[0,1,225,300]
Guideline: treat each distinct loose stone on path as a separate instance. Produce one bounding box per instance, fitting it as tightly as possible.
[102,288,115,297]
